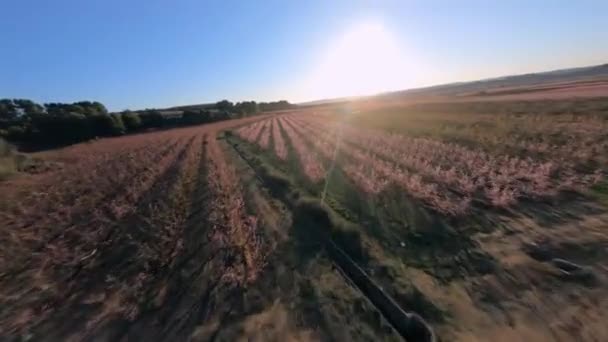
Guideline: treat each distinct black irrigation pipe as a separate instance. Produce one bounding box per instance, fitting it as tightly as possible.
[326,240,435,342]
[226,137,435,342]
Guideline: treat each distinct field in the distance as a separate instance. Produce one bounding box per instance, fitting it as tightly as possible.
[1,96,608,341]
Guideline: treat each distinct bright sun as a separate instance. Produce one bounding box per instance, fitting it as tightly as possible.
[300,22,421,100]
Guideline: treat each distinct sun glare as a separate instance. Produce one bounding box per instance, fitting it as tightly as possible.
[300,22,422,100]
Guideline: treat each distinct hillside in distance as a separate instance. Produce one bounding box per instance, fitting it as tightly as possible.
[392,63,608,97]
[302,63,608,106]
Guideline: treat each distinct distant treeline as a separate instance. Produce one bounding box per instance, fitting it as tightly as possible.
[0,98,295,148]
[175,99,296,114]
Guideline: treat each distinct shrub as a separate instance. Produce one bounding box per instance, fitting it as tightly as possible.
[30,112,89,144]
[0,138,17,180]
[110,114,126,135]
[89,114,124,137]
[121,112,142,132]
[140,110,164,128]
[6,126,26,141]
[182,110,212,125]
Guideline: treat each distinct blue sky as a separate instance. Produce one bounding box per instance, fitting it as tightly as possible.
[1,0,607,111]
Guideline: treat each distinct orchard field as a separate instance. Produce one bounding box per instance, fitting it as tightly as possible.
[2,97,608,341]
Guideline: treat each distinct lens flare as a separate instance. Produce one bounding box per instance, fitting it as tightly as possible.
[298,21,426,100]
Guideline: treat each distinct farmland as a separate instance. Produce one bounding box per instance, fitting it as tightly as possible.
[1,96,608,341]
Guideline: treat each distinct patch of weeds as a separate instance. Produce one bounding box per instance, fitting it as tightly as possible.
[258,165,293,199]
[590,181,608,206]
[0,138,18,180]
[290,197,370,265]
[0,157,17,180]
[324,195,358,222]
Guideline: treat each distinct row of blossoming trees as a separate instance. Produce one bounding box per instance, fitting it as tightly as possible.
[235,113,603,216]
[0,125,267,336]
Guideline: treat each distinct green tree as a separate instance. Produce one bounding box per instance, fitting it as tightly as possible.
[31,112,89,144]
[13,99,44,115]
[182,110,212,125]
[74,101,108,115]
[6,126,26,140]
[121,111,142,132]
[259,100,294,112]
[89,114,124,137]
[139,110,164,128]
[44,103,68,116]
[215,100,234,112]
[234,101,258,116]
[111,114,126,135]
[91,101,108,115]
[0,99,17,121]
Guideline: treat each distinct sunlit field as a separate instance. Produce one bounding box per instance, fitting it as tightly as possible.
[229,96,608,340]
[1,92,608,341]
